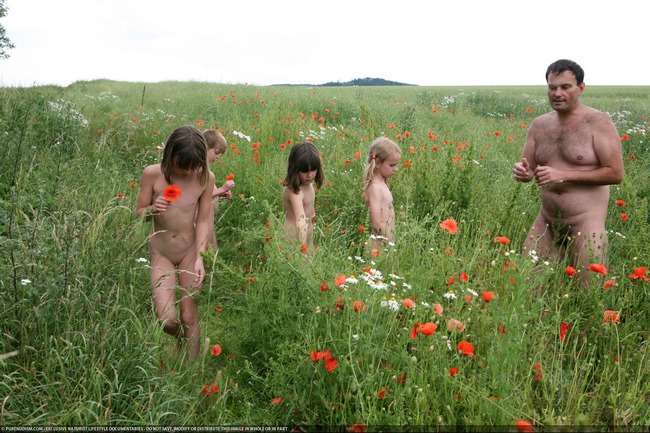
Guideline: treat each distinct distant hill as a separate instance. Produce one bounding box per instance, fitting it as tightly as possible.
[272,77,415,87]
[320,77,414,87]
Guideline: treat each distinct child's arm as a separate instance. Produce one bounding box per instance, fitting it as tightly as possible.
[193,171,215,288]
[366,185,387,238]
[212,179,235,200]
[287,189,309,245]
[135,166,167,220]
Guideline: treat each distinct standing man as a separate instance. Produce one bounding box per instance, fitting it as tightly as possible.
[513,59,623,282]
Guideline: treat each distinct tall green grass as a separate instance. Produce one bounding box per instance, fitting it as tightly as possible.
[1,81,648,429]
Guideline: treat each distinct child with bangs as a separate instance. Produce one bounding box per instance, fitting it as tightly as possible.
[282,141,324,251]
[363,137,401,250]
[135,125,215,361]
[203,129,235,251]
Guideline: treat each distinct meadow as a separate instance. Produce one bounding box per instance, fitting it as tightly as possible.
[0,80,648,431]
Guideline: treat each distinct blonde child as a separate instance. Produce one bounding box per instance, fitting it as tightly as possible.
[363,137,401,249]
[203,129,235,251]
[135,125,215,361]
[282,141,324,250]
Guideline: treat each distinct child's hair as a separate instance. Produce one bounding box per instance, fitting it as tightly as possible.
[284,141,324,193]
[161,125,209,186]
[363,137,401,190]
[203,129,227,154]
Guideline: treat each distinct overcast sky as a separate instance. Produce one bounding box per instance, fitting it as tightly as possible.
[1,0,648,87]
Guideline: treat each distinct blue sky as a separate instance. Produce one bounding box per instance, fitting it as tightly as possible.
[1,0,648,87]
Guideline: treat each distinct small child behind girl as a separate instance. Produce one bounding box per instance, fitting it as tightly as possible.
[282,141,324,250]
[135,125,215,361]
[363,137,401,248]
[203,129,235,251]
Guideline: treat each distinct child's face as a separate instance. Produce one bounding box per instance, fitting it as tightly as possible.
[208,148,224,164]
[299,170,318,185]
[376,153,401,179]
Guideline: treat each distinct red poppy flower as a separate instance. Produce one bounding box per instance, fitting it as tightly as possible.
[271,397,282,405]
[211,344,222,356]
[459,271,469,283]
[588,263,608,275]
[440,218,458,234]
[300,244,308,254]
[418,322,437,336]
[515,420,534,432]
[320,282,329,292]
[615,199,626,206]
[434,303,443,316]
[325,357,339,373]
[348,424,366,433]
[202,385,212,396]
[482,291,495,303]
[409,322,420,339]
[493,236,511,245]
[353,300,366,313]
[163,184,182,202]
[603,310,620,324]
[560,322,569,343]
[602,279,617,289]
[620,213,629,221]
[334,274,347,287]
[447,367,459,377]
[629,267,649,281]
[226,173,235,181]
[458,341,474,356]
[211,384,219,393]
[402,298,416,309]
[565,266,576,277]
[447,318,466,333]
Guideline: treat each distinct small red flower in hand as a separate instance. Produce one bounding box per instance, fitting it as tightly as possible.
[163,184,182,202]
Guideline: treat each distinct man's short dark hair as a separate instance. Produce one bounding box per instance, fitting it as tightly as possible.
[546,59,584,85]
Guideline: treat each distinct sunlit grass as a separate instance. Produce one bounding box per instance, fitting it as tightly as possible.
[1,81,648,429]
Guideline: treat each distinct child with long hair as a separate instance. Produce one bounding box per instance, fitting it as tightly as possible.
[282,141,324,250]
[135,125,214,361]
[363,137,401,248]
[203,129,235,251]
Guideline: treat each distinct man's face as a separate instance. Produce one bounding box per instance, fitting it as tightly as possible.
[547,70,585,112]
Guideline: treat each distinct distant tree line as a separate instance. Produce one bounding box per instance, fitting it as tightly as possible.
[320,77,414,87]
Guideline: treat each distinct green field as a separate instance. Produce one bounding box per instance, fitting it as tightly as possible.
[1,81,648,430]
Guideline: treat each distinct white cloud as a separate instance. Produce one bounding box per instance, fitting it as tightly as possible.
[1,0,648,87]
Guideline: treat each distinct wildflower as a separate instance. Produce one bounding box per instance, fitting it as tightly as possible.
[615,199,626,206]
[20,279,32,285]
[588,263,608,275]
[629,267,649,281]
[334,274,347,287]
[439,218,458,234]
[459,271,469,283]
[433,303,443,316]
[620,213,629,221]
[409,323,420,339]
[300,244,308,254]
[325,357,339,373]
[163,184,182,202]
[136,257,149,263]
[493,236,511,245]
[320,282,329,292]
[401,298,416,309]
[348,424,367,433]
[457,341,475,356]
[560,322,569,343]
[565,266,576,277]
[515,420,534,432]
[602,310,620,324]
[479,291,494,303]
[533,363,542,381]
[271,397,282,405]
[443,291,457,300]
[449,367,460,377]
[418,322,437,336]
[211,344,222,356]
[353,300,366,312]
[602,279,617,289]
[466,288,478,297]
[381,298,400,311]
[226,173,235,181]
[377,388,387,399]
[446,318,466,333]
